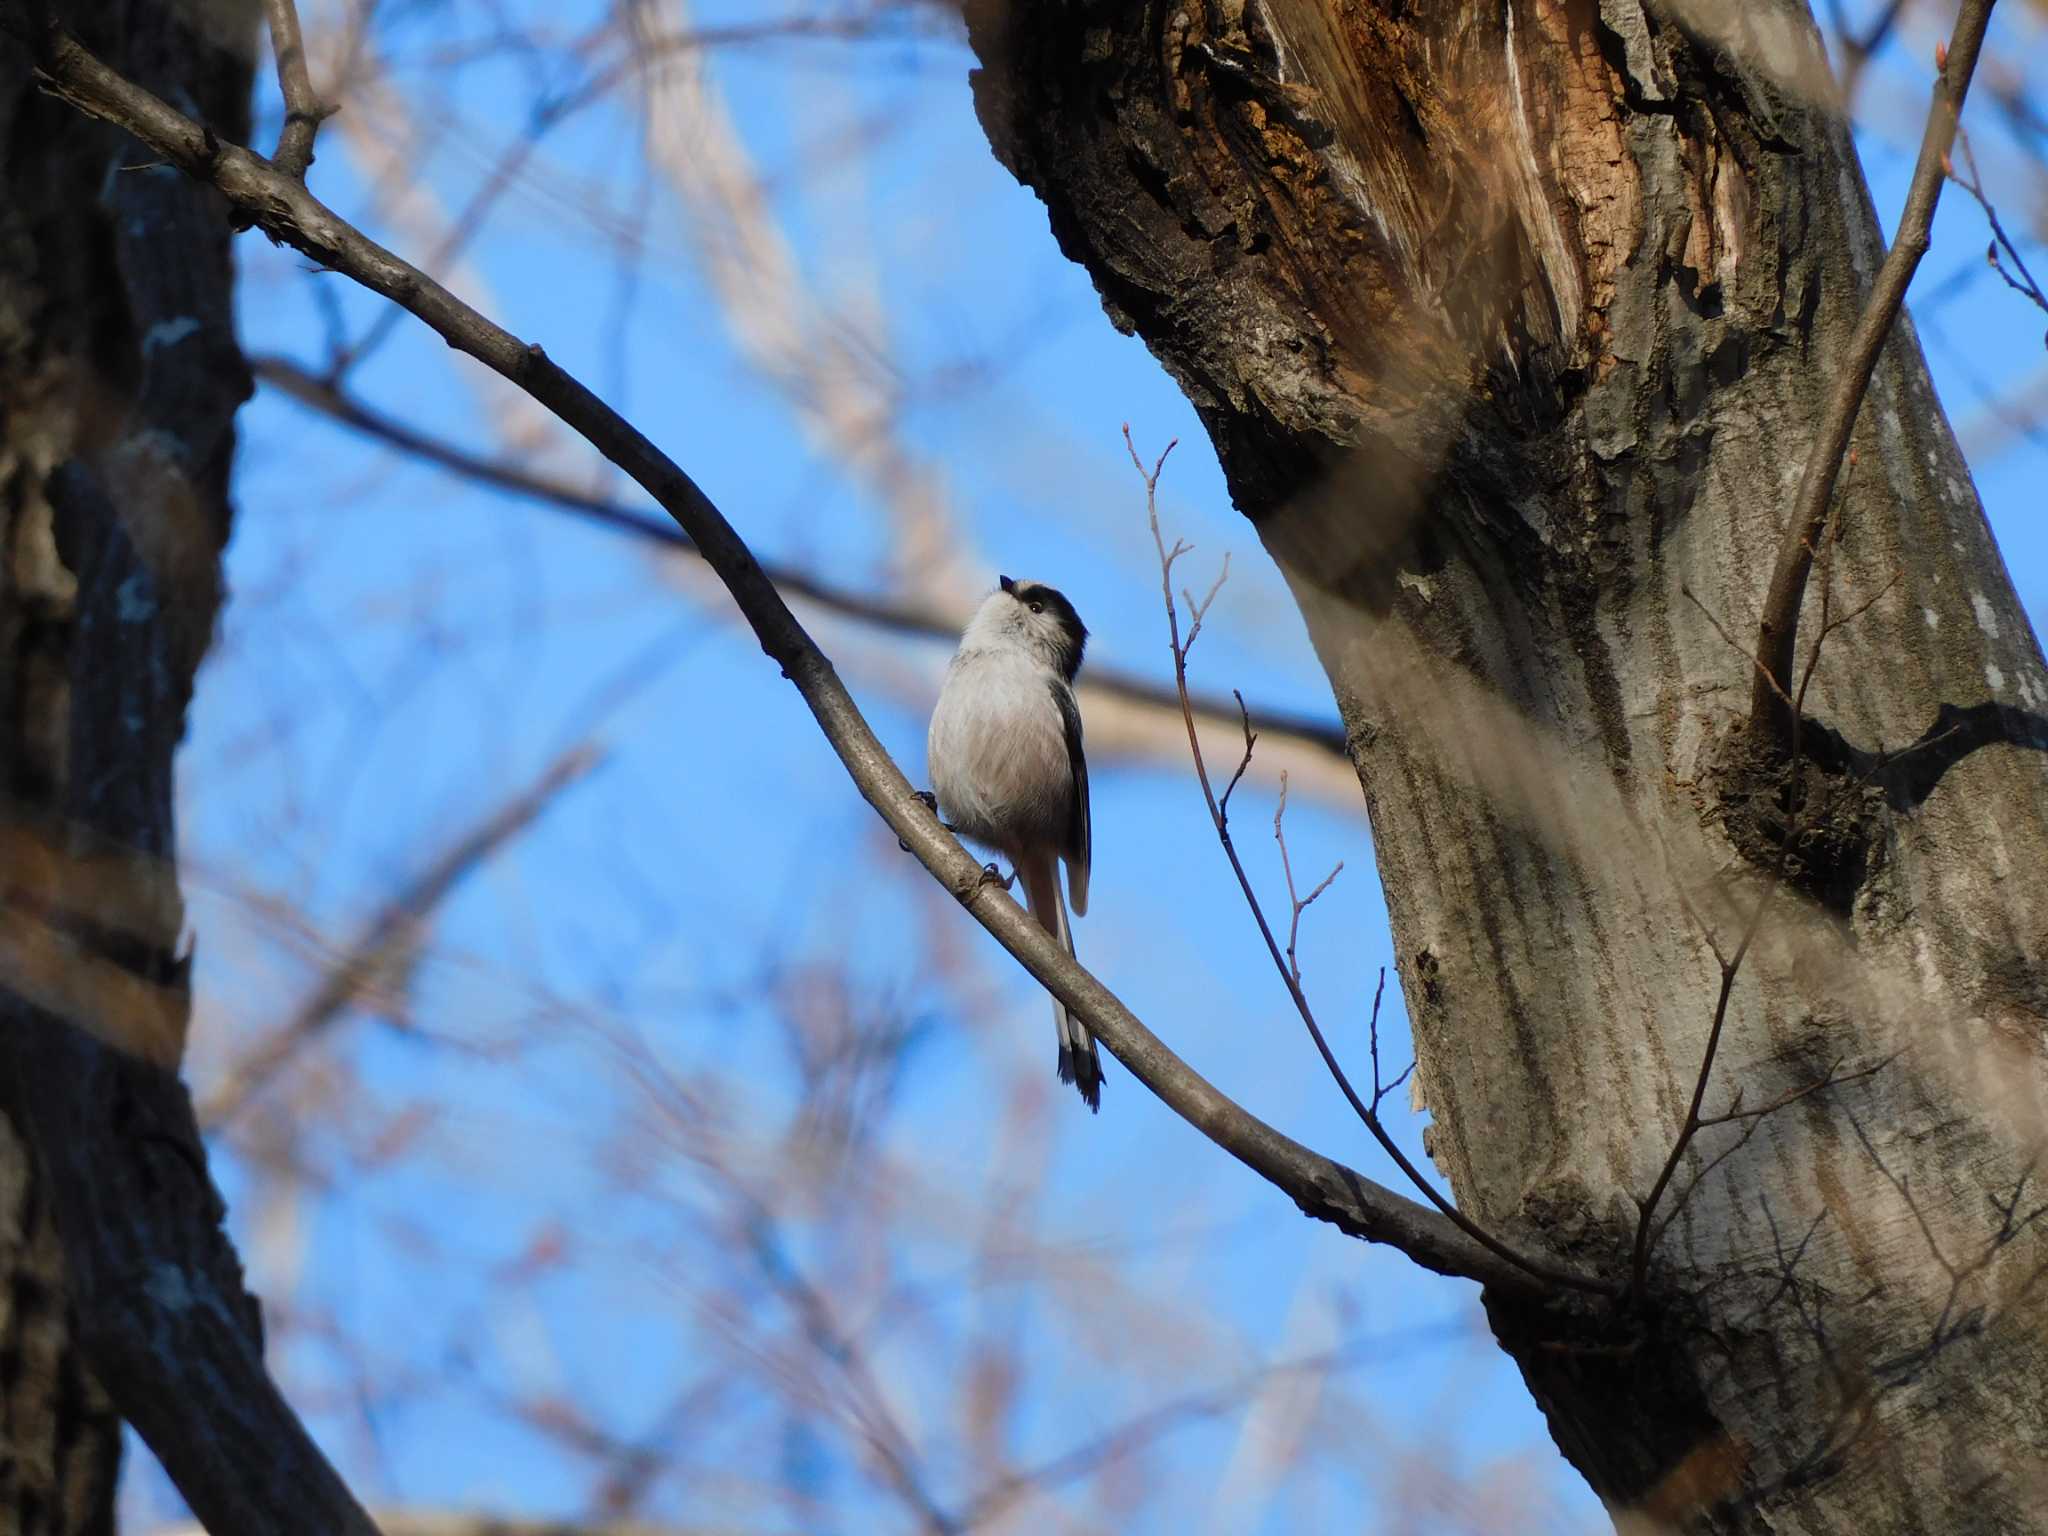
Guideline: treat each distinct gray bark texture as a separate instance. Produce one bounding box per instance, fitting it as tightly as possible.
[968,1,2048,1531]
[1,4,377,1534]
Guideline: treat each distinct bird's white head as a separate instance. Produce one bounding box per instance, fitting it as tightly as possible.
[961,576,1089,682]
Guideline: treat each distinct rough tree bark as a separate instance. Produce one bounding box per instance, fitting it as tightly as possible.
[969,2,2048,1531]
[0,0,248,1521]
[0,4,378,1534]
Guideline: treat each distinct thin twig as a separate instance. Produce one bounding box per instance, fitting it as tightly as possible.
[1695,1053,1899,1131]
[1946,126,2048,327]
[1365,969,1414,1114]
[262,0,330,179]
[326,122,550,380]
[1792,463,1851,723]
[1652,1053,1900,1251]
[1684,584,1794,711]
[1802,571,1905,720]
[1750,0,1998,748]
[1182,553,1230,654]
[1220,690,1256,817]
[1273,773,1342,988]
[1130,426,1614,1297]
[7,14,1565,1297]
[1629,890,1775,1297]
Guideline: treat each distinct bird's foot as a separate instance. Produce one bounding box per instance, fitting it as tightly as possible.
[978,862,1015,893]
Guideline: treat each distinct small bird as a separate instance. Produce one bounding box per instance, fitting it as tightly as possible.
[927,575,1100,1109]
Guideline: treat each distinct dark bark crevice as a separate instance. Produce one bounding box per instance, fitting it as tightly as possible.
[1486,1286,1733,1525]
[1711,699,2048,914]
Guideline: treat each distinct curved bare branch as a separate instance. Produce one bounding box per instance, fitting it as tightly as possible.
[5,6,1598,1297]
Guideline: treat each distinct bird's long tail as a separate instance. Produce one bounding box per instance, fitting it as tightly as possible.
[1018,852,1102,1112]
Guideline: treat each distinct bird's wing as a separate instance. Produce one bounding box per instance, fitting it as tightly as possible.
[1053,679,1091,916]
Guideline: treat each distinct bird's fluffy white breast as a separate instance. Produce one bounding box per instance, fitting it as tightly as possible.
[928,648,1071,853]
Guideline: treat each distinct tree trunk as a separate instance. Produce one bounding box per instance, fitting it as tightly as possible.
[1,1,251,1529]
[968,2,2048,1530]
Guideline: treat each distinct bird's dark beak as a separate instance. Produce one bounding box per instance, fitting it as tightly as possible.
[998,574,1016,595]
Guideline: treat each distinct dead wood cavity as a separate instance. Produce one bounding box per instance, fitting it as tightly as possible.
[1707,703,2048,914]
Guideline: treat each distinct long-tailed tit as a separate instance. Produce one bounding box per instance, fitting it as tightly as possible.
[927,576,1101,1110]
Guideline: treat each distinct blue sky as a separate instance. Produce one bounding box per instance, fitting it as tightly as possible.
[121,2,2048,1530]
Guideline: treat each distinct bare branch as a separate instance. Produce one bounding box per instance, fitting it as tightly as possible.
[1800,567,1904,720]
[1653,1054,1901,1251]
[1181,551,1230,654]
[1750,0,1997,747]
[1630,905,1774,1299]
[1134,429,1613,1297]
[730,1195,960,1535]
[1121,421,1178,492]
[1272,773,1341,988]
[263,0,330,179]
[1684,583,1795,711]
[1220,689,1257,817]
[1365,968,1413,1114]
[5,10,1559,1296]
[1792,466,1854,723]
[1946,126,2048,326]
[1696,1054,1900,1132]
